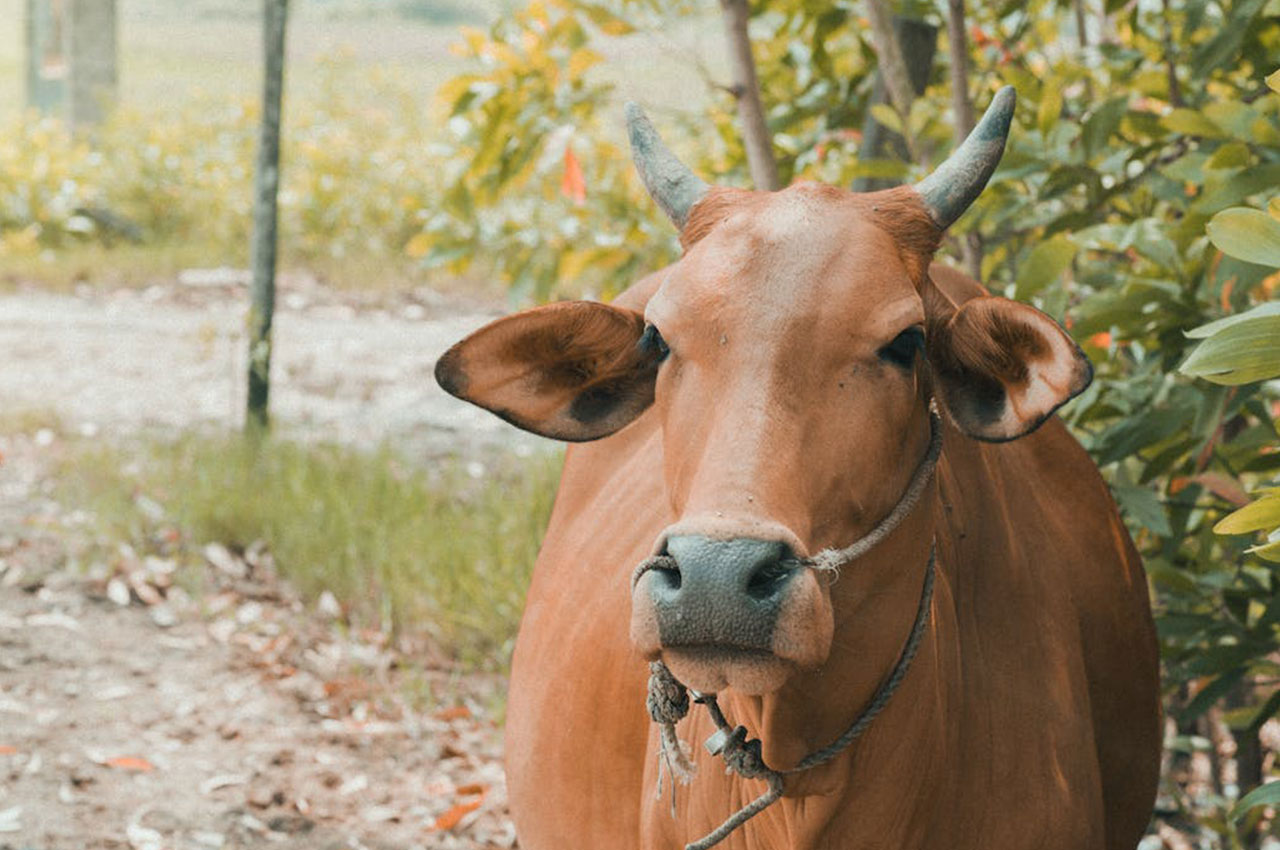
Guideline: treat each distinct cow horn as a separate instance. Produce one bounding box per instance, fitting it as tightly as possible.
[625,102,709,230]
[914,86,1016,229]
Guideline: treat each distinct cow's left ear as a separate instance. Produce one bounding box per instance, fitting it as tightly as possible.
[434,301,660,442]
[927,296,1092,442]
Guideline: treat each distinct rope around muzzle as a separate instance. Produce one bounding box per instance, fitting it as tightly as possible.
[638,405,943,850]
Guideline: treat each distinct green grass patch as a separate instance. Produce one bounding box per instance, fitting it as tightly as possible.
[62,433,562,669]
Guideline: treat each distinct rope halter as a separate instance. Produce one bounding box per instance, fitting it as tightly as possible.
[641,404,944,850]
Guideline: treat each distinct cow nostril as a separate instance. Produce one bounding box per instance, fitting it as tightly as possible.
[655,564,682,590]
[746,560,795,601]
[651,553,682,591]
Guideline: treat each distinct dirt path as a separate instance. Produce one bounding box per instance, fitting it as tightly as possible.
[0,280,544,458]
[0,432,516,850]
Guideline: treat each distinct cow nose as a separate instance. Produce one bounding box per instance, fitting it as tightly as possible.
[644,535,800,651]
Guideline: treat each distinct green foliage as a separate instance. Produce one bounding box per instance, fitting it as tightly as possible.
[1232,779,1280,821]
[431,1,1280,839]
[420,0,678,301]
[63,435,561,667]
[0,55,440,271]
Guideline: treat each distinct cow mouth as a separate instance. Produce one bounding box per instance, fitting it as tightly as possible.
[659,645,795,695]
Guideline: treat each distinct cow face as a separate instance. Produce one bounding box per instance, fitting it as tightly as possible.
[437,89,1091,695]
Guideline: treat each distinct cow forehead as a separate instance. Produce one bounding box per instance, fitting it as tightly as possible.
[651,185,922,334]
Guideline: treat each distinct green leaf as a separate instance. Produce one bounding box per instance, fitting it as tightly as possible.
[1192,0,1267,78]
[1162,108,1227,139]
[1179,315,1280,384]
[1229,780,1280,822]
[1192,164,1280,215]
[1245,538,1280,562]
[1037,82,1063,137]
[1114,485,1172,536]
[1015,235,1077,299]
[1186,302,1280,338]
[1268,68,1280,94]
[1214,493,1280,534]
[1207,207,1280,267]
[1181,667,1247,721]
[1083,97,1128,158]
[868,103,903,136]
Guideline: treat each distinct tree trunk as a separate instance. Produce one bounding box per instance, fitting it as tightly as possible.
[944,0,982,279]
[851,16,936,193]
[246,0,288,433]
[718,0,778,191]
[864,0,925,165]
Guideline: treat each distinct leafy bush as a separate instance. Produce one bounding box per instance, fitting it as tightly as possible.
[429,1,1280,841]
[0,54,440,269]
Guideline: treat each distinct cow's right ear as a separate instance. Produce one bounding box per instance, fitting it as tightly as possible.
[434,301,660,442]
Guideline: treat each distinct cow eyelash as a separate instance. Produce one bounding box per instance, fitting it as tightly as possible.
[878,326,925,368]
[638,323,671,362]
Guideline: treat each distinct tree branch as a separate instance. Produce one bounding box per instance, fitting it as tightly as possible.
[944,0,982,279]
[864,0,924,165]
[718,0,779,191]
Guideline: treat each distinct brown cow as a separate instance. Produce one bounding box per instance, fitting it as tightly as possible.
[436,87,1161,850]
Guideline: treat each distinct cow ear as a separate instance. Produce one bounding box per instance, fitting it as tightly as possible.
[927,296,1092,442]
[434,301,660,442]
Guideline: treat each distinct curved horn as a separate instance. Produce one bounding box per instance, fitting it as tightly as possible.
[625,102,709,230]
[914,86,1016,229]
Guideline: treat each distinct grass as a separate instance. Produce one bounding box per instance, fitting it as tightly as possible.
[60,432,563,669]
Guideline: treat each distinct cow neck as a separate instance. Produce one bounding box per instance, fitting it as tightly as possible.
[643,405,944,850]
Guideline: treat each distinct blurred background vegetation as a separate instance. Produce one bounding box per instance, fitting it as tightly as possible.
[3,0,1280,844]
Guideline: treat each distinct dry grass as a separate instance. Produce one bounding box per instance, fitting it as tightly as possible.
[59,431,563,669]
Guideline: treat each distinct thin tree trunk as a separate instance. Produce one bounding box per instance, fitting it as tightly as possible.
[246,0,288,433]
[864,0,924,166]
[1074,0,1094,102]
[718,0,778,190]
[851,16,936,193]
[1160,0,1183,107]
[944,0,982,279]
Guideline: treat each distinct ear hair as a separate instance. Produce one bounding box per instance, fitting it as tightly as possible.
[434,302,660,442]
[926,294,1092,442]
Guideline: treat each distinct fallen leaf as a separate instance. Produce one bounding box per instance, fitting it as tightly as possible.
[455,783,487,796]
[0,745,17,755]
[106,756,155,772]
[434,705,471,722]
[200,773,248,794]
[203,542,246,579]
[433,795,484,831]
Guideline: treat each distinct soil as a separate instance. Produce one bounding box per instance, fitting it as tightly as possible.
[0,277,546,459]
[0,280,527,849]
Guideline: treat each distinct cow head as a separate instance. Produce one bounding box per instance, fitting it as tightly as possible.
[436,88,1090,696]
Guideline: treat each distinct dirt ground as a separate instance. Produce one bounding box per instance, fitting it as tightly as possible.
[0,279,527,849]
[0,429,516,850]
[0,276,545,459]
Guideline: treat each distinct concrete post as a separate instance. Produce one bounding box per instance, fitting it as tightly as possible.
[24,0,116,127]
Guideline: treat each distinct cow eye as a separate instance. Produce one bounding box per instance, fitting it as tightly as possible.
[638,323,671,362]
[879,326,925,368]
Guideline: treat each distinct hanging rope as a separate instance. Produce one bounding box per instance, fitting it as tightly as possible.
[640,404,944,850]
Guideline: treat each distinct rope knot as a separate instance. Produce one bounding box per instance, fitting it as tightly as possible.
[711,726,770,780]
[647,660,690,725]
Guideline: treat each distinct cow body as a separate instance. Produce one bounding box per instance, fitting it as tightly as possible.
[504,265,1160,850]
[437,93,1162,849]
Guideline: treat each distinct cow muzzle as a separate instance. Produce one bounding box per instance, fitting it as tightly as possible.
[630,534,834,695]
